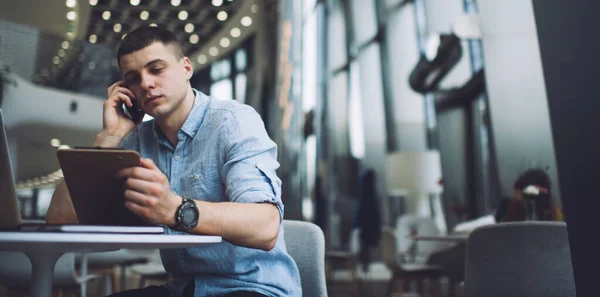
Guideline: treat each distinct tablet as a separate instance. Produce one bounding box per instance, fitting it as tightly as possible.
[57,148,151,227]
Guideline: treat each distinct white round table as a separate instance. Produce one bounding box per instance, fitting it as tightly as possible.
[0,232,221,297]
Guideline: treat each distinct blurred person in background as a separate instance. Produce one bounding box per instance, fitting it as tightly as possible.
[495,168,563,222]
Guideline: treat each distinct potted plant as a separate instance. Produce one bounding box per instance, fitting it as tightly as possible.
[0,65,17,107]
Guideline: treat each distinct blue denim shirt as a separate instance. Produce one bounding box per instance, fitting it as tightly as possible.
[120,90,302,297]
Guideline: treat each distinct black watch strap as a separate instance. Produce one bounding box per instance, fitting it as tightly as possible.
[174,198,199,232]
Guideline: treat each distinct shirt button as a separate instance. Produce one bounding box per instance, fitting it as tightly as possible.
[194,174,199,180]
[174,155,180,161]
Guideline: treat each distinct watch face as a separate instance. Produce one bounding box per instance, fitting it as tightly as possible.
[182,207,198,224]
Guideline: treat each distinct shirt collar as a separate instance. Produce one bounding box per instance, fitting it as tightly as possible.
[152,89,209,142]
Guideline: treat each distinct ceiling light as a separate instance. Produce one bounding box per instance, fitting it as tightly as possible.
[241,16,252,27]
[217,11,228,21]
[212,0,223,7]
[89,34,97,43]
[251,4,259,13]
[150,23,158,27]
[220,37,230,48]
[209,46,219,57]
[50,138,61,147]
[66,0,76,8]
[189,34,199,44]
[140,10,149,20]
[89,0,98,6]
[230,27,241,37]
[197,54,207,64]
[184,23,194,33]
[102,11,111,20]
[66,11,77,21]
[52,57,60,65]
[58,144,71,150]
[114,23,122,33]
[65,32,75,39]
[178,11,188,20]
[58,49,66,57]
[61,41,70,49]
[171,0,181,6]
[130,0,140,5]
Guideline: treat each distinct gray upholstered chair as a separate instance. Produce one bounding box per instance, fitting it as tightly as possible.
[283,220,327,297]
[464,221,576,297]
[0,252,99,297]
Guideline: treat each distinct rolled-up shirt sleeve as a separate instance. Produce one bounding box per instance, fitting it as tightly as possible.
[220,106,284,221]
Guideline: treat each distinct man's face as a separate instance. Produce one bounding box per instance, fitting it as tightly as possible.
[119,42,192,119]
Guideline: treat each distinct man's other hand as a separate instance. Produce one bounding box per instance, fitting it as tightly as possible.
[115,158,180,226]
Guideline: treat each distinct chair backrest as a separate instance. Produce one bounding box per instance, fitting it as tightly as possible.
[464,221,575,297]
[0,252,79,288]
[283,220,327,297]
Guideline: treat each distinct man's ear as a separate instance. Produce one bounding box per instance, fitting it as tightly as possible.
[181,57,193,80]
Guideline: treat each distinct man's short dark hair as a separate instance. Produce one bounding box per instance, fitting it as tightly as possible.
[116,26,184,65]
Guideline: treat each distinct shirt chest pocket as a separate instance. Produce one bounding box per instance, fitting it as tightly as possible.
[180,166,223,202]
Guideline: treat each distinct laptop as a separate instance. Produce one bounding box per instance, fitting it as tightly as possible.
[0,108,163,234]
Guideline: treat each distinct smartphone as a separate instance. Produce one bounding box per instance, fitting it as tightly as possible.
[122,83,144,124]
[125,101,144,124]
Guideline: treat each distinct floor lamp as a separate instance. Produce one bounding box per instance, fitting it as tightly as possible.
[386,151,447,233]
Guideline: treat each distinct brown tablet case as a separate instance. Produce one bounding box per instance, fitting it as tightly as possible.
[57,149,150,226]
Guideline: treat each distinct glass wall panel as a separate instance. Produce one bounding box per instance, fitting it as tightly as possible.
[349,0,378,45]
[348,61,365,159]
[326,1,347,72]
[328,72,349,155]
[210,79,233,100]
[302,11,318,113]
[235,49,247,72]
[384,2,428,150]
[235,73,247,103]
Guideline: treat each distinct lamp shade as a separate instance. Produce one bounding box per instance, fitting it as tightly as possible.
[386,150,443,195]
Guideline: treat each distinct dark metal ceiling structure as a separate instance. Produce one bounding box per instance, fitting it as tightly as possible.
[85,0,243,56]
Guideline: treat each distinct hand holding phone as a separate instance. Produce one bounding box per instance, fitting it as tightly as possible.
[98,81,143,146]
[121,81,144,124]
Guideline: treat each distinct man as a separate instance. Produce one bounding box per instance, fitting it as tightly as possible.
[46,26,302,297]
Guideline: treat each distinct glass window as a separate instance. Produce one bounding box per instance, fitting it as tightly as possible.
[303,133,317,221]
[210,79,233,100]
[304,0,317,16]
[220,59,231,78]
[235,73,247,103]
[349,0,378,46]
[348,61,365,159]
[235,49,247,71]
[357,43,386,146]
[328,72,349,155]
[385,2,425,124]
[210,59,231,81]
[327,1,347,71]
[37,186,55,218]
[302,10,318,113]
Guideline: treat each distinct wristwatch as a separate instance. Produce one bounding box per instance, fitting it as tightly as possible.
[173,198,199,232]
